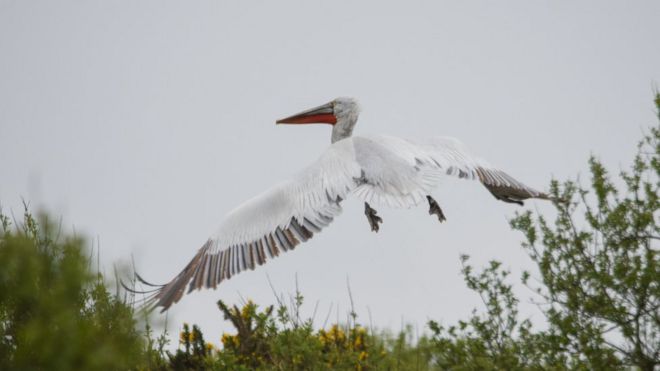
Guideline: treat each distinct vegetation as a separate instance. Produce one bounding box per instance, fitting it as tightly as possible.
[427,94,659,371]
[0,207,145,370]
[166,297,434,370]
[0,94,658,370]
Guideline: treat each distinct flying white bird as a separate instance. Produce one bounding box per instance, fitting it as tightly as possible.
[133,97,553,311]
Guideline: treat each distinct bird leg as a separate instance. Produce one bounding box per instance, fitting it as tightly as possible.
[426,195,446,223]
[364,202,383,232]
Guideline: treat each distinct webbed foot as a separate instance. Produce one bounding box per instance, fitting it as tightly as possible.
[426,195,447,223]
[364,202,383,232]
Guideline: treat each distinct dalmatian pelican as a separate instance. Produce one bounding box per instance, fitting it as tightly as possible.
[133,97,553,311]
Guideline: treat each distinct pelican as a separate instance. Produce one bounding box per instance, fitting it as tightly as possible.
[135,97,553,311]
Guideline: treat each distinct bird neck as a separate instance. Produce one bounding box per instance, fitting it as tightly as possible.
[331,111,359,143]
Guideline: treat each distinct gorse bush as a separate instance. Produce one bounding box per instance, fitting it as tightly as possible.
[165,296,432,370]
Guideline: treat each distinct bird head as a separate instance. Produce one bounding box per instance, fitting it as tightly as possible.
[276,97,360,142]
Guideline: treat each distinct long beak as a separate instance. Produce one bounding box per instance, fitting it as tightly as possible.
[276,102,337,125]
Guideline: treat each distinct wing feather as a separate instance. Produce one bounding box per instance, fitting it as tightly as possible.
[147,139,361,311]
[352,134,551,207]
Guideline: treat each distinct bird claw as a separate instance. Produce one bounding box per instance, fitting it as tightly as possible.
[364,202,383,232]
[426,195,446,223]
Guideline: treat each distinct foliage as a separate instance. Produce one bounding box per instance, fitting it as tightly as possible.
[166,323,218,370]
[509,100,660,369]
[427,94,660,370]
[428,258,551,371]
[163,293,434,370]
[0,206,147,370]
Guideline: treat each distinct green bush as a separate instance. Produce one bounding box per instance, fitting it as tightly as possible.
[0,207,146,370]
[427,93,660,370]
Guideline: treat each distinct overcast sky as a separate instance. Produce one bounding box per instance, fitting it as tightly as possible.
[2,0,659,346]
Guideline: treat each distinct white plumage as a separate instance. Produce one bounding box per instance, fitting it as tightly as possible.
[136,97,552,311]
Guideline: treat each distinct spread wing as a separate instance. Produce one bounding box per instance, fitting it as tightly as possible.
[140,139,362,311]
[417,136,552,204]
[351,134,551,207]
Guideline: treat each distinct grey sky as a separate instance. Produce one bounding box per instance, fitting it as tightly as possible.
[2,0,659,344]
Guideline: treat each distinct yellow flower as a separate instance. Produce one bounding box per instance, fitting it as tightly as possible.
[220,333,240,349]
[221,333,238,348]
[205,343,216,353]
[241,300,255,319]
[179,331,187,345]
[318,330,328,345]
[359,351,368,361]
[328,324,346,343]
